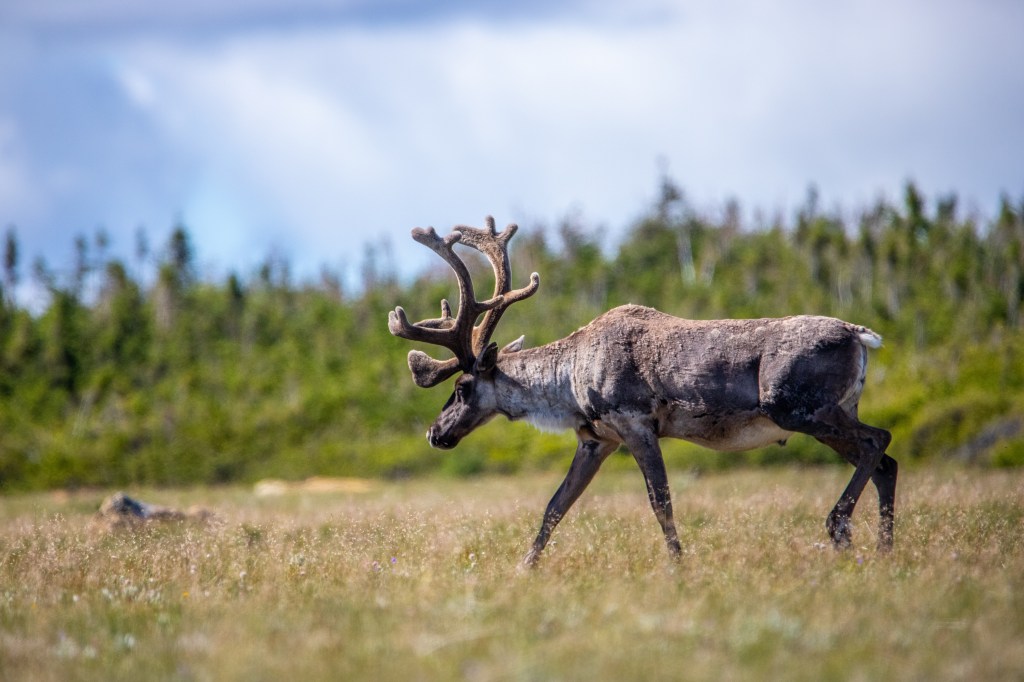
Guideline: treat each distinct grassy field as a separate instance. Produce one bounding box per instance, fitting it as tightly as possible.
[1,465,1022,681]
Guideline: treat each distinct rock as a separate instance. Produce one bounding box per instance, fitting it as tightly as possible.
[93,492,215,531]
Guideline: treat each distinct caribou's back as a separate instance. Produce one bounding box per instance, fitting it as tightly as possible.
[559,304,878,450]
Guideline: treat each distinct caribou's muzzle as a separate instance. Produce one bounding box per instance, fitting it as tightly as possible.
[427,427,458,450]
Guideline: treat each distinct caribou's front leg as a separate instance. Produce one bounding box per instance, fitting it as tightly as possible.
[523,431,616,567]
[618,423,682,559]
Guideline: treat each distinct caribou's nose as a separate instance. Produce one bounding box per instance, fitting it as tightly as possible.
[427,427,456,450]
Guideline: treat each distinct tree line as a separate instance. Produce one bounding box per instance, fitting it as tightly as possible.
[1,178,1023,490]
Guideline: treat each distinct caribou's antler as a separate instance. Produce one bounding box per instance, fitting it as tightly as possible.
[388,216,540,387]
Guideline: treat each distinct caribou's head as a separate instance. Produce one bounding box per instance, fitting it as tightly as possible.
[387,217,539,449]
[425,342,500,449]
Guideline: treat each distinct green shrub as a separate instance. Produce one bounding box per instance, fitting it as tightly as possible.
[992,436,1024,467]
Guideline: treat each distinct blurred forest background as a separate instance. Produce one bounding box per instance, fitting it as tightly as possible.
[2,177,1023,490]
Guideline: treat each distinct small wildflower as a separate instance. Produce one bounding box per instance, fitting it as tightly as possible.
[117,633,136,650]
[390,556,397,564]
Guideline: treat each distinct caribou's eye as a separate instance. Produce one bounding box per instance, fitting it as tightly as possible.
[455,382,471,402]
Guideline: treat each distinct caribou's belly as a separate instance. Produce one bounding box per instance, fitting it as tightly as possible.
[663,411,794,452]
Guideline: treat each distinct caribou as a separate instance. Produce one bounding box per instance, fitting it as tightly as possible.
[388,217,896,566]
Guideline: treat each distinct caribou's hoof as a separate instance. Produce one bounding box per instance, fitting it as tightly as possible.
[827,512,853,549]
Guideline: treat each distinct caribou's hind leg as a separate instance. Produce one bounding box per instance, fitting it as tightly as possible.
[523,431,617,567]
[870,454,898,551]
[766,403,893,549]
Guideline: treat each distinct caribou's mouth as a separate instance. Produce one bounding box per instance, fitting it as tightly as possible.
[427,429,458,450]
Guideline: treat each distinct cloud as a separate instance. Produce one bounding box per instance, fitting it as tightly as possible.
[0,0,600,39]
[103,22,698,274]
[1,0,1022,287]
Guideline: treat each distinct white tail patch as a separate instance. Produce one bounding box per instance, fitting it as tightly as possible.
[857,328,883,349]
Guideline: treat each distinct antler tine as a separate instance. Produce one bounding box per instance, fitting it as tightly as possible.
[452,216,514,295]
[388,227,480,372]
[387,288,454,339]
[387,300,452,340]
[454,216,541,355]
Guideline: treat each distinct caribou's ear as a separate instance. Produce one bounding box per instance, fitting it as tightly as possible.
[501,335,525,354]
[474,342,500,375]
[408,351,460,388]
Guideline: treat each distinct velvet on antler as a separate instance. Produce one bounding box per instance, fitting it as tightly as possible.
[387,216,540,387]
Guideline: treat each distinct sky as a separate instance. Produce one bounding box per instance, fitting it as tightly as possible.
[1,0,1022,295]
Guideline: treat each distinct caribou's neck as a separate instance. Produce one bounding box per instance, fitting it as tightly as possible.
[493,344,581,433]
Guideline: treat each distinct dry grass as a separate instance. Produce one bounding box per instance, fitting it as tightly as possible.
[1,466,1022,681]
